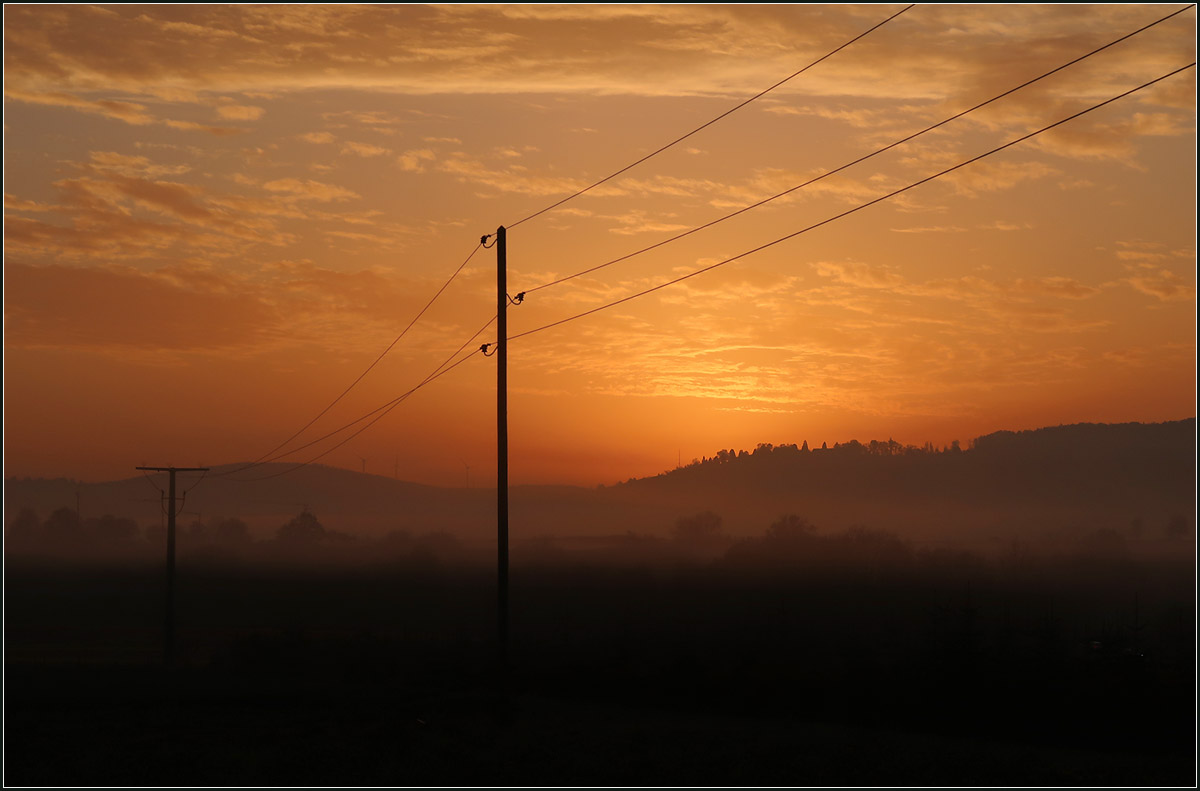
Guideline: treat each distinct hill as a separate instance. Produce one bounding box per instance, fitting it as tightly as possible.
[5,419,1194,552]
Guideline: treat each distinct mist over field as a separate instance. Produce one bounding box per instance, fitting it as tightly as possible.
[5,420,1195,785]
[7,420,1194,560]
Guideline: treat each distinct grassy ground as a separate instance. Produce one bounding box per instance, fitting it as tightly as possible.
[5,661,1195,787]
[6,558,1195,786]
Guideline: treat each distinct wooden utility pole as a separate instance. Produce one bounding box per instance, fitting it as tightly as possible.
[496,225,510,678]
[135,465,208,667]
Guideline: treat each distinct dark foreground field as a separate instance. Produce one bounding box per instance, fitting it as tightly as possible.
[6,555,1196,786]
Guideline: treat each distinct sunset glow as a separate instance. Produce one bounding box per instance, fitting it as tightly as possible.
[4,3,1196,486]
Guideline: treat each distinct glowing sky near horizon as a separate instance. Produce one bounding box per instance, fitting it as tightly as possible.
[3,4,1196,487]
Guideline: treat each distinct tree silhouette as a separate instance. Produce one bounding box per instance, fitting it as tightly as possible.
[42,507,81,546]
[277,510,327,544]
[7,508,40,546]
[672,510,723,543]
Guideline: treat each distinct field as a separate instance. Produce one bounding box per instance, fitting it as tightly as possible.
[6,553,1195,786]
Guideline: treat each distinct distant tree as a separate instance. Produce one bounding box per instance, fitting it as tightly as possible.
[186,517,211,544]
[42,507,82,545]
[1078,528,1129,561]
[672,511,723,544]
[379,529,413,554]
[277,510,327,544]
[89,514,138,545]
[764,514,816,544]
[415,531,459,557]
[801,440,809,452]
[840,439,865,454]
[145,523,166,548]
[1164,514,1191,541]
[7,508,40,546]
[213,517,251,546]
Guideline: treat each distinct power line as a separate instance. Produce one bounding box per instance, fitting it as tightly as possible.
[229,348,485,482]
[523,3,1195,296]
[224,314,498,481]
[219,314,495,477]
[244,239,484,466]
[506,4,915,230]
[508,62,1196,343]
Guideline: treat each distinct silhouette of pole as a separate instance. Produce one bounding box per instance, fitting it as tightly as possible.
[135,465,208,667]
[496,225,510,680]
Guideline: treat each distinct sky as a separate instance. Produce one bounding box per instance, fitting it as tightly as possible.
[3,4,1196,488]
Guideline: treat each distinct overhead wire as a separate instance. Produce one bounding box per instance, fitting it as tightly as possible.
[224,314,499,481]
[506,4,915,229]
[236,239,484,469]
[141,470,165,496]
[522,3,1196,295]
[180,468,208,499]
[214,7,1192,483]
[507,62,1197,343]
[229,347,485,482]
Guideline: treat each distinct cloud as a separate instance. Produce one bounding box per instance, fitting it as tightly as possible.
[397,149,436,172]
[811,261,907,290]
[88,151,192,177]
[300,131,336,144]
[1014,276,1100,300]
[5,88,155,125]
[890,225,968,234]
[341,141,390,157]
[436,152,598,197]
[6,88,246,135]
[6,4,1190,106]
[2,152,360,263]
[216,104,265,121]
[262,178,359,202]
[808,260,1104,322]
[604,210,690,236]
[163,119,245,136]
[943,160,1060,196]
[1123,268,1196,302]
[5,263,277,352]
[5,194,65,213]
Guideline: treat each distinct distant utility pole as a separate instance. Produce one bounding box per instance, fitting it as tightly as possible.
[496,224,510,682]
[135,465,208,667]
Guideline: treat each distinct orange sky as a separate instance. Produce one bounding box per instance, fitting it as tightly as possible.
[3,4,1196,487]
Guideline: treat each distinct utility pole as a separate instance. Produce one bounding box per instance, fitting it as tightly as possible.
[496,225,510,683]
[135,466,208,667]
